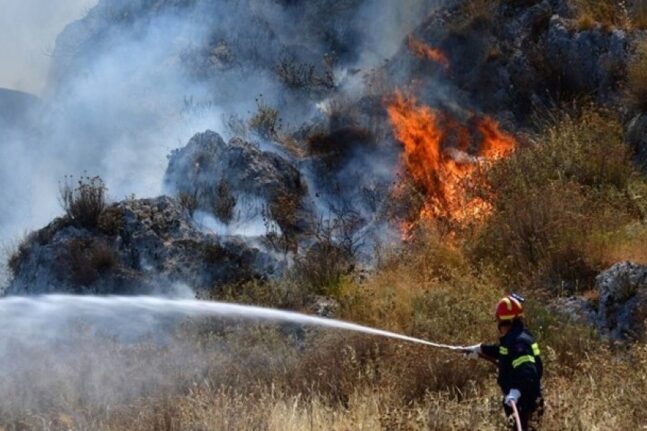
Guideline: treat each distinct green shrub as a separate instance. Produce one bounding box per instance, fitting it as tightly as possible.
[472,110,640,292]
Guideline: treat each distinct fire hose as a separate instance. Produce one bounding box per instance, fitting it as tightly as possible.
[510,400,523,431]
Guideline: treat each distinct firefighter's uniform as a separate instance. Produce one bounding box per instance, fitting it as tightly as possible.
[481,320,544,430]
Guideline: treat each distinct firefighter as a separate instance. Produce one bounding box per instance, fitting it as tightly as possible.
[464,294,544,430]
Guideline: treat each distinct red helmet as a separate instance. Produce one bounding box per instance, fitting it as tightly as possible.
[495,295,524,321]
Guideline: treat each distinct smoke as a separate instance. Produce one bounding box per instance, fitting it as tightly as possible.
[0,0,444,253]
[0,0,97,94]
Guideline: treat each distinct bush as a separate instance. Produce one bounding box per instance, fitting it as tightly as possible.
[627,38,647,111]
[472,110,641,292]
[98,206,124,236]
[307,127,375,169]
[6,238,30,278]
[209,180,236,223]
[61,238,118,287]
[248,97,282,140]
[178,190,199,217]
[275,56,335,93]
[59,175,107,229]
[203,242,227,265]
[262,192,301,255]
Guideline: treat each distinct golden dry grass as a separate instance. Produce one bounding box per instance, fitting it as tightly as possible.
[572,0,647,31]
[5,343,645,430]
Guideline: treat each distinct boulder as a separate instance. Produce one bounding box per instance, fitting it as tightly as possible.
[551,262,647,340]
[544,16,628,100]
[595,262,647,340]
[7,196,283,296]
[164,131,311,233]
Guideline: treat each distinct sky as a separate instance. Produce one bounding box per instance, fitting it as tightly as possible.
[0,0,97,95]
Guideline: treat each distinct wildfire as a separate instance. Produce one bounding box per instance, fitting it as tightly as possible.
[386,91,516,229]
[407,36,450,70]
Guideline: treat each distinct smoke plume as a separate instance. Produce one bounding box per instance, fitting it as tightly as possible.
[0,0,442,250]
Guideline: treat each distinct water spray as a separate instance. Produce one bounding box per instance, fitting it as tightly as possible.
[0,295,474,351]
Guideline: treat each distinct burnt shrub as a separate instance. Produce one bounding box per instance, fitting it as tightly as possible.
[627,38,647,111]
[210,180,236,223]
[178,190,199,217]
[263,192,301,255]
[292,212,363,296]
[59,176,107,229]
[275,56,335,93]
[248,97,282,140]
[61,238,119,286]
[7,240,31,278]
[203,242,227,265]
[307,126,375,169]
[98,206,124,236]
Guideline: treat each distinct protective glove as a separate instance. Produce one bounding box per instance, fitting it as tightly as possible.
[504,389,521,406]
[463,343,481,360]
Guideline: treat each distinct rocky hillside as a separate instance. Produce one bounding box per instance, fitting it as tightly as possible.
[8,194,282,296]
[8,0,647,335]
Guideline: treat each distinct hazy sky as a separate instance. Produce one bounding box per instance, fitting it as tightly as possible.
[0,0,97,95]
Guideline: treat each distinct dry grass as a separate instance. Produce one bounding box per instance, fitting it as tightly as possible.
[2,317,644,430]
[2,216,646,429]
[572,0,628,31]
[573,0,647,30]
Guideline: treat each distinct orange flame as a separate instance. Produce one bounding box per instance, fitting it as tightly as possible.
[407,36,450,70]
[386,91,516,230]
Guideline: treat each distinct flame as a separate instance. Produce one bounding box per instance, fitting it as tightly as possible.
[386,91,516,232]
[477,116,516,159]
[407,36,450,70]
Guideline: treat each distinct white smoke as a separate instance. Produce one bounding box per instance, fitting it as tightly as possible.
[0,0,97,94]
[0,0,444,254]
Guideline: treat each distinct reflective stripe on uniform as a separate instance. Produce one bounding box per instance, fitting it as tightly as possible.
[499,346,508,355]
[512,355,536,368]
[531,342,541,356]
